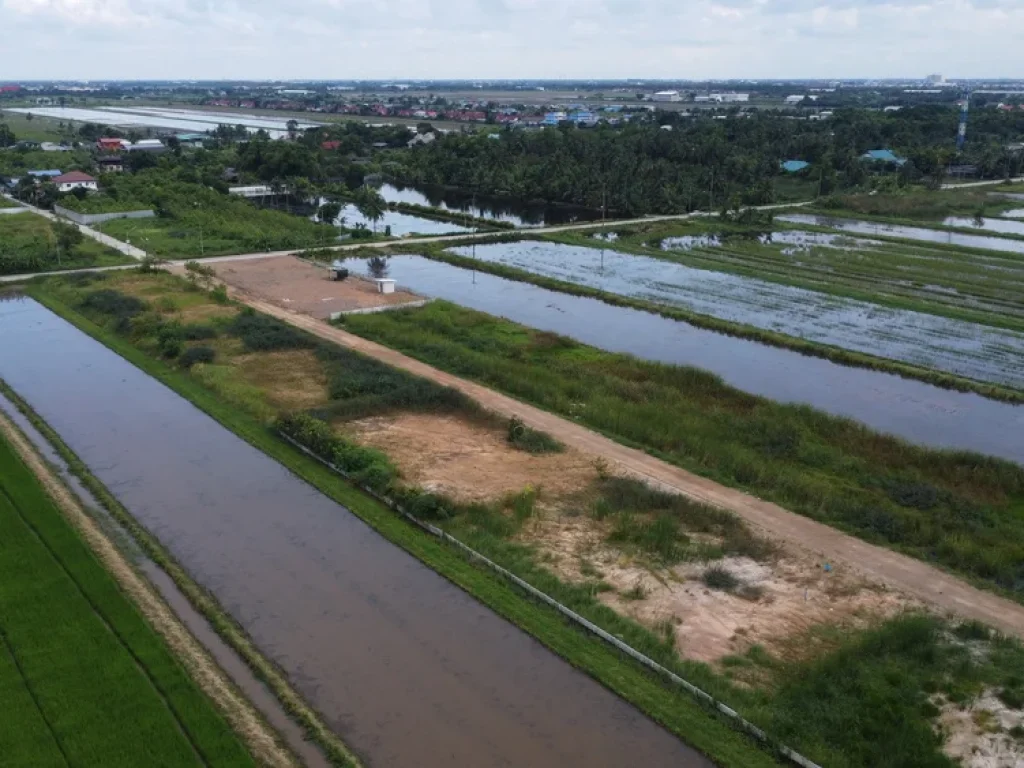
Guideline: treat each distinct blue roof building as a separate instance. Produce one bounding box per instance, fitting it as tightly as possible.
[27,169,63,178]
[781,160,810,173]
[860,149,906,166]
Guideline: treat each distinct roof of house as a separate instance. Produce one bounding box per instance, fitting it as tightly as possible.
[53,171,97,184]
[321,140,342,150]
[861,149,906,165]
[98,137,124,145]
[781,160,810,173]
[174,133,207,141]
[27,169,63,177]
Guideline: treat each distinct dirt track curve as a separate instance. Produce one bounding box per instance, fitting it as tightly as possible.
[234,290,1024,640]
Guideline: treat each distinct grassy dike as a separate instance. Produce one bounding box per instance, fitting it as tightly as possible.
[414,243,1024,404]
[22,285,783,768]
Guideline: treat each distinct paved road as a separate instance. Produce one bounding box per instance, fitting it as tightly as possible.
[230,289,1024,642]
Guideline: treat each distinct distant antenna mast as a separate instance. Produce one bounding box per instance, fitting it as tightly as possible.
[956,88,970,152]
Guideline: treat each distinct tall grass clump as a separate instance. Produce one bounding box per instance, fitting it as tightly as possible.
[226,308,314,352]
[507,415,565,454]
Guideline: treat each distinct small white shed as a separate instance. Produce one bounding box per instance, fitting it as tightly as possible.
[374,279,396,294]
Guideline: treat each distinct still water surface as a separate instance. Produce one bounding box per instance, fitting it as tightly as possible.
[0,297,706,768]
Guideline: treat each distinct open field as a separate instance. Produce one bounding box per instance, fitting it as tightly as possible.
[0,109,69,143]
[200,255,423,319]
[25,265,1024,766]
[819,188,1024,222]
[0,196,19,208]
[340,299,1024,600]
[0,422,254,767]
[448,237,1024,390]
[0,212,134,275]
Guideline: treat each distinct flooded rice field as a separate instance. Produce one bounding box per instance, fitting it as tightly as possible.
[1002,209,1024,218]
[377,183,606,227]
[943,216,1024,237]
[0,297,705,768]
[447,241,1024,391]
[778,213,1024,256]
[343,255,1024,464]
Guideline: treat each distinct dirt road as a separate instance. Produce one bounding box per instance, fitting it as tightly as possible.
[234,290,1024,639]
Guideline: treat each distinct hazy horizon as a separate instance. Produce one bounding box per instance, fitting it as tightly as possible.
[1,0,1022,82]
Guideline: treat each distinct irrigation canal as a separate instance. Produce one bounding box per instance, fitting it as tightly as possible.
[0,296,710,768]
[344,255,1024,465]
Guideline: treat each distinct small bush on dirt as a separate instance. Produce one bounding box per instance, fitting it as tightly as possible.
[623,580,648,601]
[955,620,992,642]
[609,513,687,563]
[701,565,740,591]
[226,309,313,352]
[506,415,564,454]
[210,285,229,304]
[1010,724,1024,741]
[179,346,216,369]
[998,688,1024,710]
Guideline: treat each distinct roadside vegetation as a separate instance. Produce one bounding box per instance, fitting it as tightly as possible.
[27,266,1024,767]
[0,429,254,767]
[0,213,132,275]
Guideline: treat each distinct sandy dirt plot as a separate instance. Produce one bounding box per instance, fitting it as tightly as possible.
[346,412,597,504]
[210,255,422,319]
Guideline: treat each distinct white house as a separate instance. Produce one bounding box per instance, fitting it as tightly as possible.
[52,171,98,193]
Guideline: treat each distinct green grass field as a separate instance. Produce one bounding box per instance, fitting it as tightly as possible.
[0,197,19,208]
[0,213,134,276]
[0,431,253,767]
[0,110,69,144]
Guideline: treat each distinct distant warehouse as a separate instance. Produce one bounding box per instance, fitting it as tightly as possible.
[652,90,682,103]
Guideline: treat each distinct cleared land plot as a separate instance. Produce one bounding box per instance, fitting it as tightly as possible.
[0,431,252,768]
[452,239,1024,390]
[207,255,423,319]
[0,212,134,276]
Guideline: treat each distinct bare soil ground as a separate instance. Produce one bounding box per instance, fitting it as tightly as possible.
[209,255,422,319]
[233,291,1024,641]
[940,691,1024,767]
[235,349,329,412]
[346,412,597,504]
[344,410,913,664]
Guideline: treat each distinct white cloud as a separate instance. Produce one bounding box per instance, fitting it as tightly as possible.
[0,0,1020,79]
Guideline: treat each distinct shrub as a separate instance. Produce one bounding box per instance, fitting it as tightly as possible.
[179,346,216,369]
[158,336,182,359]
[180,323,217,341]
[210,285,229,304]
[506,415,564,454]
[79,289,146,320]
[998,688,1024,710]
[226,309,313,352]
[701,565,740,591]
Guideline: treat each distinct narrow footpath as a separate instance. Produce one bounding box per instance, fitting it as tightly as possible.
[236,290,1024,640]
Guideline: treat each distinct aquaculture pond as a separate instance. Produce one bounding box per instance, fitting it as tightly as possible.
[344,255,1024,464]
[778,213,1024,256]
[0,297,707,768]
[377,183,606,227]
[331,200,475,237]
[446,241,1024,391]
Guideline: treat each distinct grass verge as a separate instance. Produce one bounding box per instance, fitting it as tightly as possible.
[23,282,784,768]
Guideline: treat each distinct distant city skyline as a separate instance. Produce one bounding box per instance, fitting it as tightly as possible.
[0,0,1022,81]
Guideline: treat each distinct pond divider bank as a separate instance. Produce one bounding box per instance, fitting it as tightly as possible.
[421,247,1024,404]
[0,377,360,768]
[278,428,820,768]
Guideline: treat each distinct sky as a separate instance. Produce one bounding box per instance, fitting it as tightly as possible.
[1,0,1022,81]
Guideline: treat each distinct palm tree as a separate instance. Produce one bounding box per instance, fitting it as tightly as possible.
[354,186,387,234]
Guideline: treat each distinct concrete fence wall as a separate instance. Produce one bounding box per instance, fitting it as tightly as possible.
[54,205,156,226]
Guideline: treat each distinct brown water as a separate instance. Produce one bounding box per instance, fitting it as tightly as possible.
[0,390,331,768]
[0,298,708,768]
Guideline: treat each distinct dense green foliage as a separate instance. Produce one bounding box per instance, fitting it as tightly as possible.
[392,107,1024,215]
[0,433,253,767]
[344,301,1024,597]
[0,213,131,275]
